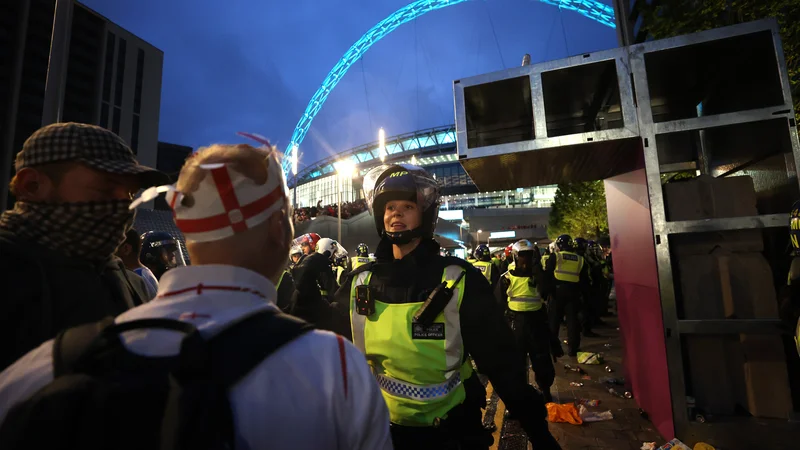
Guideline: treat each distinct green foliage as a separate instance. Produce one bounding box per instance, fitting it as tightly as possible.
[547,181,609,241]
[660,170,698,184]
[638,0,800,124]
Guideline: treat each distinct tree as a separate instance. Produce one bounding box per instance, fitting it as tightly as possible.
[547,181,609,241]
[638,0,800,124]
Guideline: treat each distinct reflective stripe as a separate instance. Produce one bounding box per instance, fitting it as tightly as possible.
[376,371,461,401]
[350,271,371,353]
[442,266,465,379]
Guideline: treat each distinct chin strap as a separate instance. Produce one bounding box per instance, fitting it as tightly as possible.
[383,227,424,245]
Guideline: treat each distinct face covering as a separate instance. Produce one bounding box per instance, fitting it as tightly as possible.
[0,199,135,263]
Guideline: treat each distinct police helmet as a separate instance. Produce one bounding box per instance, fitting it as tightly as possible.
[511,239,540,268]
[555,234,573,251]
[356,243,369,257]
[574,237,588,254]
[315,237,339,260]
[475,244,491,261]
[140,231,185,280]
[363,164,439,245]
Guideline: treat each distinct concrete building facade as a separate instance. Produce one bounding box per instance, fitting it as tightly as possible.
[0,0,163,210]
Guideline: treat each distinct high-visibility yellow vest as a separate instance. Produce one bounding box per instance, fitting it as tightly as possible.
[505,273,543,312]
[336,266,345,282]
[472,260,493,282]
[541,254,550,269]
[466,258,477,264]
[508,261,516,271]
[349,266,472,426]
[351,256,372,270]
[554,251,583,283]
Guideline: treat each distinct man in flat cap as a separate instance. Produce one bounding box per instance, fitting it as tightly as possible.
[0,122,169,370]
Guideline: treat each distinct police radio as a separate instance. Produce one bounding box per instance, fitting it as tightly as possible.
[413,271,466,326]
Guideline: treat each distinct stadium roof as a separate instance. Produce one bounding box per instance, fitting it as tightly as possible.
[291,125,457,187]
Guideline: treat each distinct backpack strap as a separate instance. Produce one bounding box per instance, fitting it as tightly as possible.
[53,317,116,377]
[207,309,314,387]
[54,317,201,377]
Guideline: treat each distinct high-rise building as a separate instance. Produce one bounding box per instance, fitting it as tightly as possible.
[0,0,163,210]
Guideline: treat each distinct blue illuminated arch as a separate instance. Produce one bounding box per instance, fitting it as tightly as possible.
[283,0,615,172]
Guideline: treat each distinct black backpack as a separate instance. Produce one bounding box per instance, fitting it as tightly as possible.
[0,309,313,450]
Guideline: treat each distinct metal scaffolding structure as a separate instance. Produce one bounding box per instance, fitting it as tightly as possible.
[452,18,800,444]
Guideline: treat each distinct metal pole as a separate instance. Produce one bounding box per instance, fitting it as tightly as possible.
[41,0,74,127]
[1,0,32,212]
[338,175,342,243]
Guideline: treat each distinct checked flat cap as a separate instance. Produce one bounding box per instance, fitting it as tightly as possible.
[16,122,170,188]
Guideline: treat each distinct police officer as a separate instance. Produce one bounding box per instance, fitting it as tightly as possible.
[333,164,560,449]
[140,231,186,280]
[351,243,373,271]
[540,246,551,270]
[574,237,601,337]
[472,244,499,289]
[495,240,559,403]
[545,234,591,356]
[587,240,610,321]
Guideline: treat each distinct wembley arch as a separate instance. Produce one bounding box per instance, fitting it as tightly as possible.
[281,0,616,172]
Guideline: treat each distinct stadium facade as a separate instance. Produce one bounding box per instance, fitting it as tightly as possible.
[290,124,557,211]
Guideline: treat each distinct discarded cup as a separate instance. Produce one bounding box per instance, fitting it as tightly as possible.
[605,366,614,373]
[570,382,584,387]
[624,391,633,399]
[695,414,706,423]
[577,398,600,407]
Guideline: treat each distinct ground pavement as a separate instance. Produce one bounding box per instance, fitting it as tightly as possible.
[484,316,665,450]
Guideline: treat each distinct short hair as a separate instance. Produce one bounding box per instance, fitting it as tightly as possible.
[8,161,81,197]
[123,228,142,255]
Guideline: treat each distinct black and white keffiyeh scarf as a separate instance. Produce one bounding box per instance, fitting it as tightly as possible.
[0,200,135,263]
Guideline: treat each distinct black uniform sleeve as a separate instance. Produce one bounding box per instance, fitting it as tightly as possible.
[276,271,295,312]
[459,269,549,433]
[494,274,509,309]
[490,265,501,291]
[289,254,349,336]
[579,260,592,297]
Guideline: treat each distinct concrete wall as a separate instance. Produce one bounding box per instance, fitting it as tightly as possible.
[605,167,673,438]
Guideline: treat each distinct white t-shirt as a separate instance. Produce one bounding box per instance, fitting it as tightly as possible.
[0,264,393,450]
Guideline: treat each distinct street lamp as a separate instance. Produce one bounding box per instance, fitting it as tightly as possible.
[379,128,386,162]
[334,160,357,243]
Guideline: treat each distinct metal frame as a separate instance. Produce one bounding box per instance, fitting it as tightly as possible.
[452,18,800,438]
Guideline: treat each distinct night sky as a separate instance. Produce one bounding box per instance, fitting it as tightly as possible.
[82,0,616,167]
